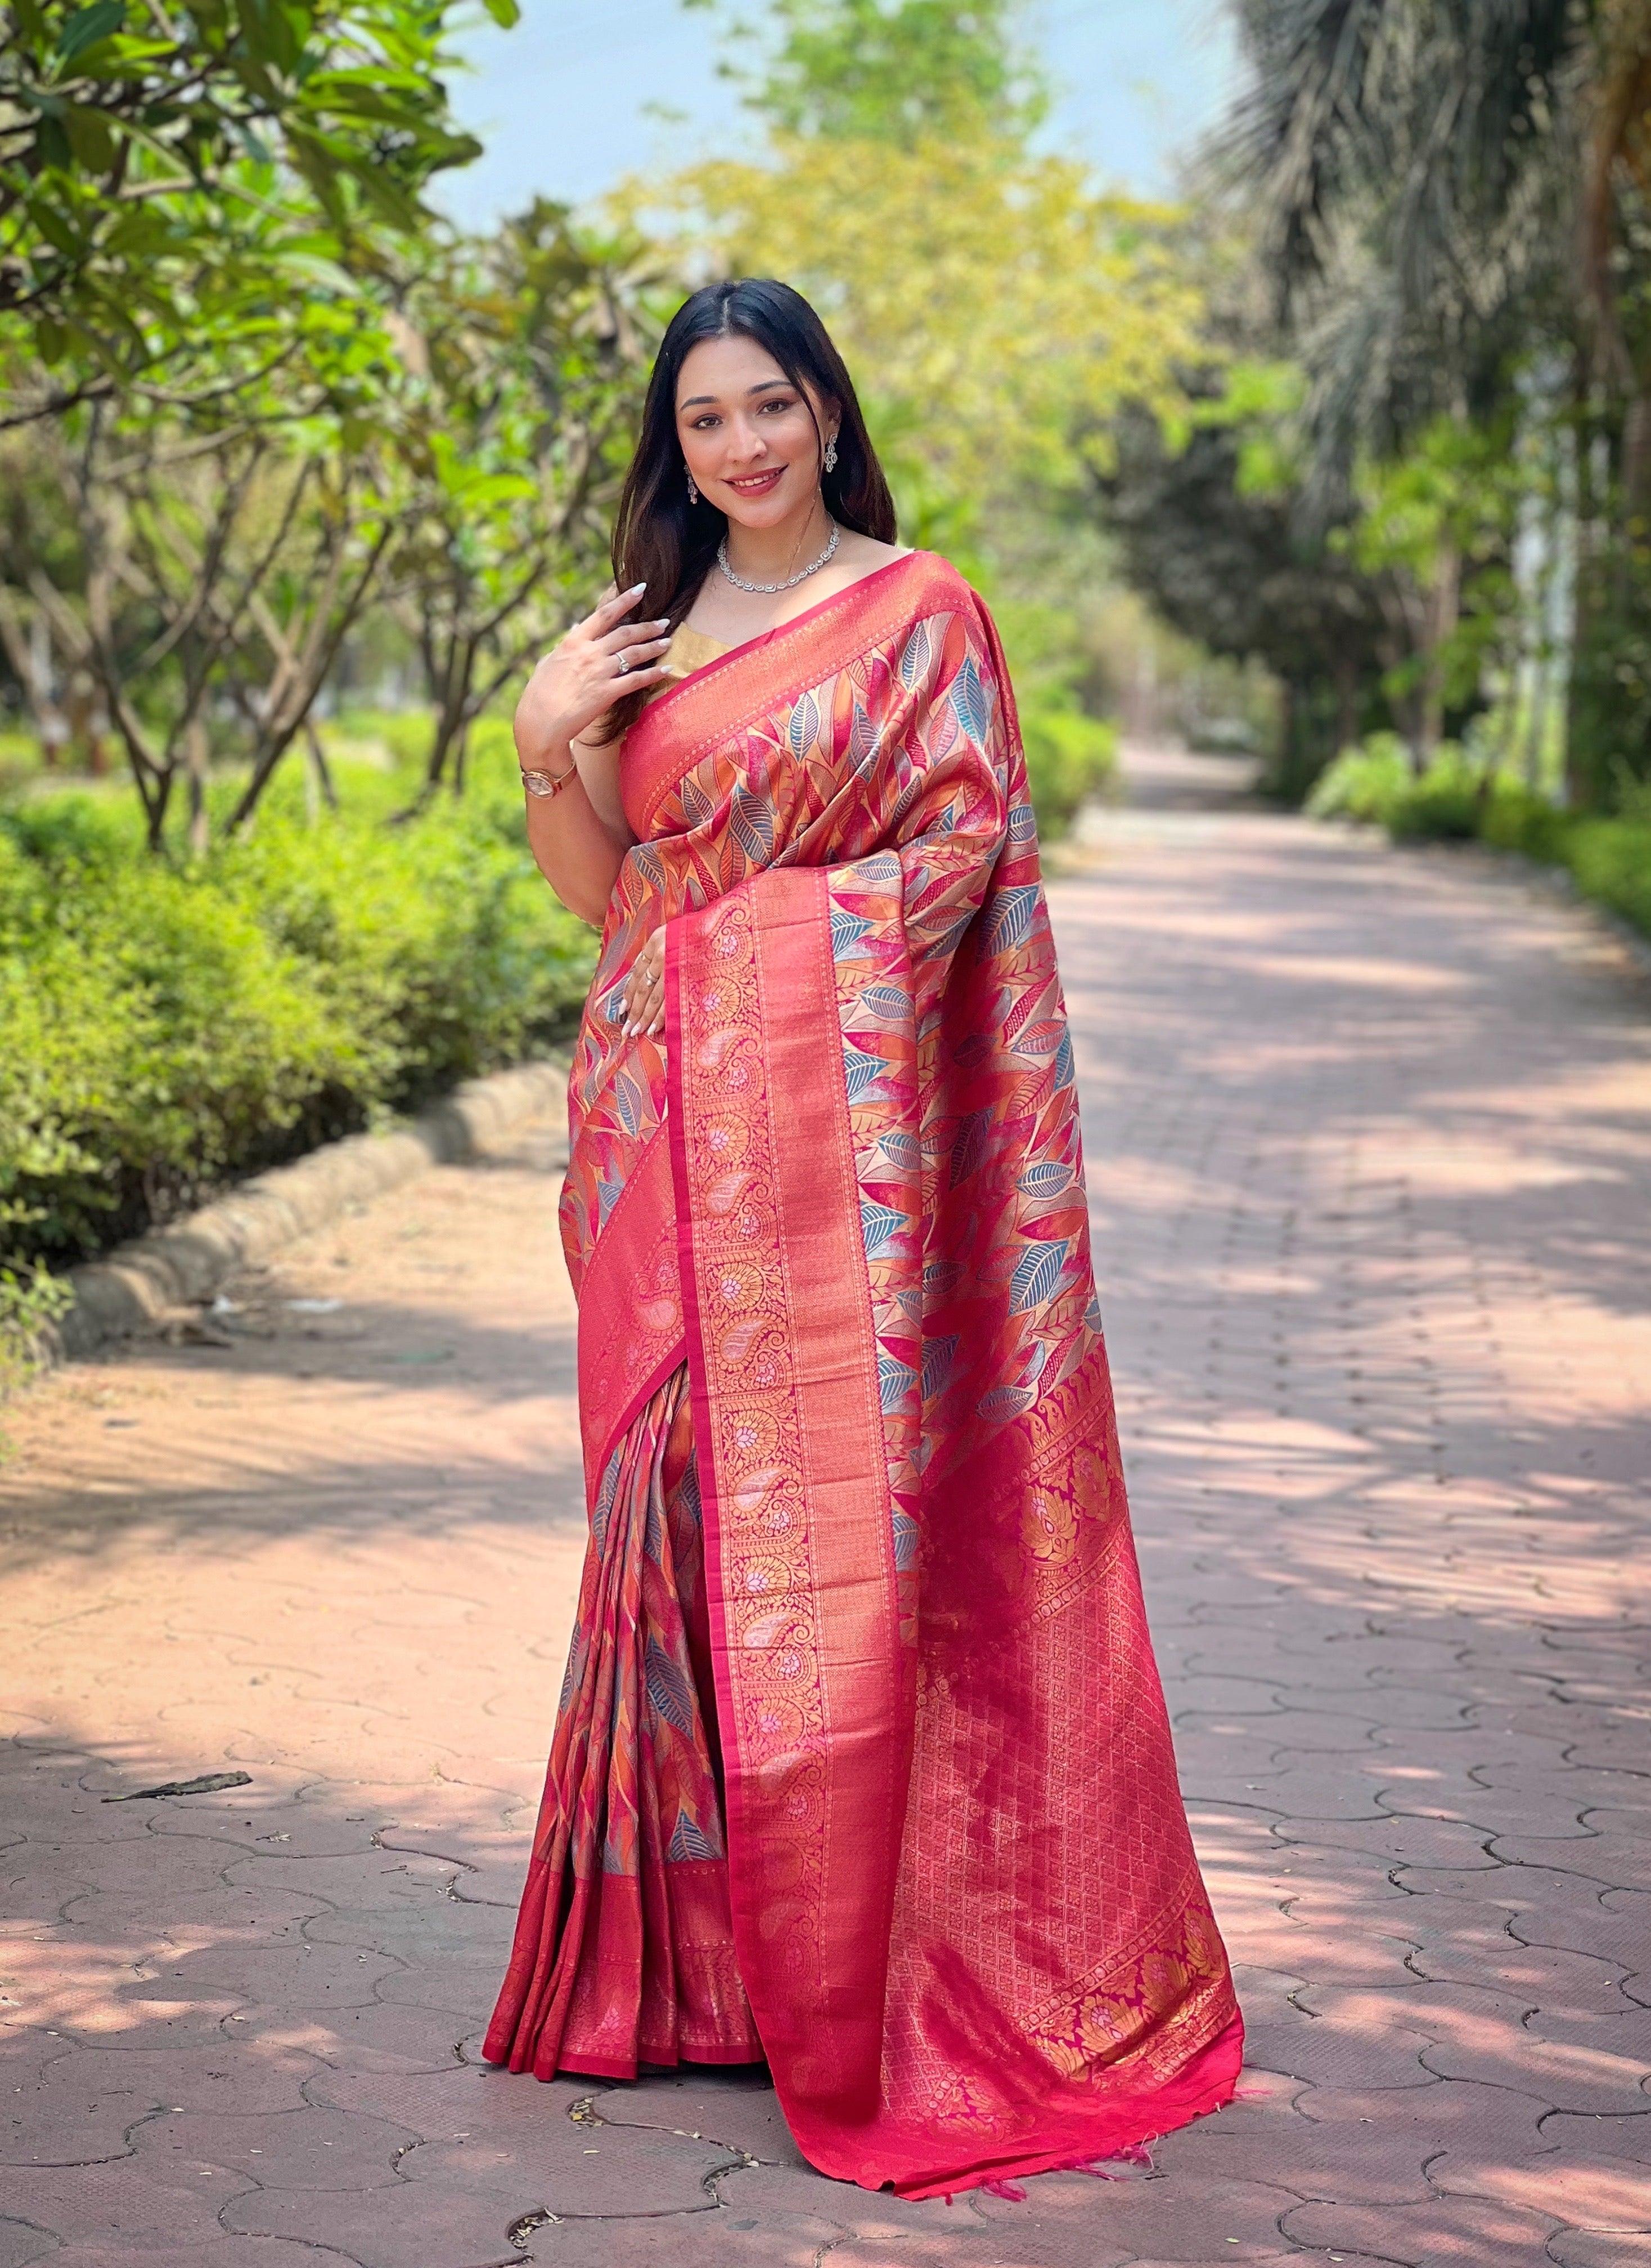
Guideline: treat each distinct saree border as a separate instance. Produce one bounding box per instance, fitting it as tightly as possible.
[666,862,908,2133]
[622,551,967,839]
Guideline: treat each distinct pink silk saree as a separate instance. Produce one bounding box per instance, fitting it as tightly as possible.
[485,550,1243,2197]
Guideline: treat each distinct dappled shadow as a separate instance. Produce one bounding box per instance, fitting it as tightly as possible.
[3,786,1649,2262]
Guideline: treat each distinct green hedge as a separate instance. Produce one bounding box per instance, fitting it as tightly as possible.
[1308,737,1651,946]
[1019,702,1118,838]
[1,688,1121,1375]
[0,736,595,1362]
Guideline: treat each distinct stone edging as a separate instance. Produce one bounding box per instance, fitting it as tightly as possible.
[1454,836,1651,983]
[1317,816,1651,989]
[43,1055,571,1366]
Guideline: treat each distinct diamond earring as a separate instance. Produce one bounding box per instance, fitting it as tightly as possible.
[824,435,838,474]
[686,468,699,504]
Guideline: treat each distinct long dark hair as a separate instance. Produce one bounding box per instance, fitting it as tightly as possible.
[601,278,897,739]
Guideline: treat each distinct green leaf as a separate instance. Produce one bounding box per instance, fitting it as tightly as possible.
[55,0,127,64]
[61,103,118,173]
[480,0,520,21]
[34,115,76,175]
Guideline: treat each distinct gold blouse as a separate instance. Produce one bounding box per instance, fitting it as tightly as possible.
[645,620,730,703]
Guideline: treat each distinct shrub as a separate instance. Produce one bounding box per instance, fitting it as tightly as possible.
[1305,734,1414,824]
[1309,737,1497,840]
[1565,818,1651,942]
[1479,781,1577,865]
[1020,701,1118,838]
[0,763,595,1298]
[1308,735,1651,950]
[1384,748,1485,842]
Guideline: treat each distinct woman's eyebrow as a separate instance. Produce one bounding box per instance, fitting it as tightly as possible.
[677,379,791,410]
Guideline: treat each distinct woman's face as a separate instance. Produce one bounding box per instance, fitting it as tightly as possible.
[674,333,836,530]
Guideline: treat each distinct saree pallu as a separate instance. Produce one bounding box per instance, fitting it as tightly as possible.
[485,550,1243,2196]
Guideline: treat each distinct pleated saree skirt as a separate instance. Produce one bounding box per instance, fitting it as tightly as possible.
[483,1365,763,2078]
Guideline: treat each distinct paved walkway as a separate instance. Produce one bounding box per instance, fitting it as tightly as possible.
[2,749,1648,2268]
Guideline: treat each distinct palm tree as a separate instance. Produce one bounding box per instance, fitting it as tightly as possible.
[1224,0,1651,797]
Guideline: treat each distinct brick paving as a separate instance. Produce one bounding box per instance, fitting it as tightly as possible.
[1,745,1648,2267]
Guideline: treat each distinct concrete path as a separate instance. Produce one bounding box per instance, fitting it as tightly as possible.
[2,749,1648,2267]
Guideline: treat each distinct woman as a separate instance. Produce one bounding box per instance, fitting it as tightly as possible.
[484,277,1242,2199]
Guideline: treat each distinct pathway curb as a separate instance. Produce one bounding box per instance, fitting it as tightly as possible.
[41,1055,572,1366]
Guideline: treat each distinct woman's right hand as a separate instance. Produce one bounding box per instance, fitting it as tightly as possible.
[514,586,673,767]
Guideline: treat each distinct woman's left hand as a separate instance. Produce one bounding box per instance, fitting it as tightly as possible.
[622,928,666,1038]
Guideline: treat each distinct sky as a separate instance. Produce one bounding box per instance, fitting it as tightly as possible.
[434,0,1244,230]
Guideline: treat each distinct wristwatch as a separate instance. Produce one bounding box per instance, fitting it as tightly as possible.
[521,759,577,799]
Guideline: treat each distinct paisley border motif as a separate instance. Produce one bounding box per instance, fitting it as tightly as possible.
[667,863,909,2131]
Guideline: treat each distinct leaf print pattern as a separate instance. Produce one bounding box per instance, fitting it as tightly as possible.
[483,1367,759,2081]
[493,553,1240,2201]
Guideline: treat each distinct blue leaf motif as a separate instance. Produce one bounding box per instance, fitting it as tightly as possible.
[1054,1029,1075,1091]
[1018,1160,1073,1196]
[891,1509,921,1571]
[898,620,933,688]
[788,688,821,759]
[879,1129,921,1171]
[614,1069,643,1138]
[597,1173,624,1227]
[558,1625,587,1712]
[878,1352,917,1411]
[677,1451,703,1522]
[843,1045,884,1102]
[949,1109,991,1187]
[921,1333,960,1401]
[1010,1237,1070,1315]
[983,885,1039,960]
[860,1200,907,1258]
[669,1814,722,1861]
[978,1382,1037,1423]
[730,786,775,863]
[593,1445,623,1545]
[857,982,911,1024]
[645,1636,696,1736]
[951,653,991,743]
[831,907,873,960]
[1008,800,1038,844]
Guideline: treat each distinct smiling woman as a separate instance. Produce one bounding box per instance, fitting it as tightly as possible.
[482,278,1242,2199]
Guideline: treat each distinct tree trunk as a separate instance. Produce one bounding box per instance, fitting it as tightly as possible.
[186,717,210,857]
[1418,542,1461,762]
[304,718,338,815]
[0,590,70,764]
[1333,651,1359,757]
[1564,368,1599,808]
[422,630,475,799]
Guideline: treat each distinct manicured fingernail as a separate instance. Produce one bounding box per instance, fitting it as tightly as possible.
[628,582,646,595]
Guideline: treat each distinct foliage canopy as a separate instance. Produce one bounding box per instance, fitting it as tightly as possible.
[0,0,511,421]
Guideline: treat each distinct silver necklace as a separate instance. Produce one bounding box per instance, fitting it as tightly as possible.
[717,520,840,594]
